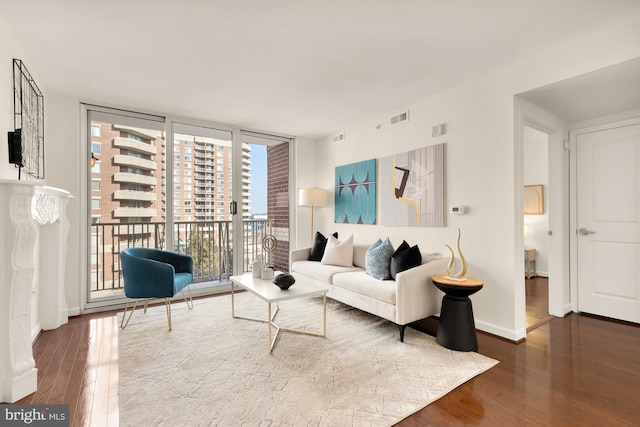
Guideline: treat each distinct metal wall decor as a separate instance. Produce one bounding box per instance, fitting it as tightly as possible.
[13,58,45,179]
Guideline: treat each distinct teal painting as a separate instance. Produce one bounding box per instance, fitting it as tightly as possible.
[335,159,376,224]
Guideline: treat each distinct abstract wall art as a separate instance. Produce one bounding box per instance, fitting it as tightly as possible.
[379,143,445,227]
[335,159,376,224]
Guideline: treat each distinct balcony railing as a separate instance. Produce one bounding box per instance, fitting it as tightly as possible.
[90,219,272,297]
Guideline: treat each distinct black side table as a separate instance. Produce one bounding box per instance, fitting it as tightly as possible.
[432,274,484,352]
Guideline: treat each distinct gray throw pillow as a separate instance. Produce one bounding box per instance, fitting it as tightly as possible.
[365,238,395,280]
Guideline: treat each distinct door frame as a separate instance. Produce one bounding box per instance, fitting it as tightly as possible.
[515,99,570,335]
[569,116,640,313]
[231,129,296,276]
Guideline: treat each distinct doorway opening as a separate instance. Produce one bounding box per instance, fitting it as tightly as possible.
[523,125,554,332]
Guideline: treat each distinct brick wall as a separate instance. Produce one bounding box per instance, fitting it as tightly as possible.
[267,142,290,272]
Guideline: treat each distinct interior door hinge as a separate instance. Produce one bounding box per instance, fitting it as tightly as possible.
[230,200,237,215]
[563,140,570,151]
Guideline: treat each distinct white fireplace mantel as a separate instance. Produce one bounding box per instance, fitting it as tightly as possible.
[0,180,72,403]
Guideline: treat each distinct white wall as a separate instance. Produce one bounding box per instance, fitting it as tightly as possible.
[0,10,45,337]
[3,8,640,340]
[0,10,41,181]
[45,93,81,314]
[294,136,321,248]
[0,11,80,335]
[523,126,549,275]
[296,14,640,340]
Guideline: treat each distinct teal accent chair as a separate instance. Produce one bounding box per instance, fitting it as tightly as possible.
[120,247,194,331]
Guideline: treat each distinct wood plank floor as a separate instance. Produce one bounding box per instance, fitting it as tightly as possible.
[526,276,554,332]
[11,290,640,427]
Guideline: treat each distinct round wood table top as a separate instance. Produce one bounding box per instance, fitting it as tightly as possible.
[432,274,483,287]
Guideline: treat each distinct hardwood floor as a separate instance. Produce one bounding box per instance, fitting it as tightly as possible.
[13,312,119,427]
[10,295,640,427]
[526,276,554,332]
[399,313,640,426]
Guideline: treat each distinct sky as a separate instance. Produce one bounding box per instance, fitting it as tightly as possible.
[251,144,267,214]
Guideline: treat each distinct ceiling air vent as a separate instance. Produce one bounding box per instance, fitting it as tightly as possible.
[333,132,345,144]
[390,110,409,125]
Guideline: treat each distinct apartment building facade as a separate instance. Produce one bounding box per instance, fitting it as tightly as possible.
[89,120,252,298]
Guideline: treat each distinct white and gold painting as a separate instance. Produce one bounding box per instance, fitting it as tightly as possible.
[379,143,445,227]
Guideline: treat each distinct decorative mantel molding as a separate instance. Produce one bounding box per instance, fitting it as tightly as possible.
[0,180,72,403]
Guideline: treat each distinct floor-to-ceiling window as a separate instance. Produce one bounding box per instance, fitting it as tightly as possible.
[235,132,292,275]
[84,105,292,308]
[87,106,166,304]
[170,122,235,287]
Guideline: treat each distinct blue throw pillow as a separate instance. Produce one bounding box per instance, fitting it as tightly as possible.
[365,238,395,280]
[390,242,422,280]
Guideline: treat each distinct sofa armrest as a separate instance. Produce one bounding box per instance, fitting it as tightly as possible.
[394,257,448,325]
[290,247,311,270]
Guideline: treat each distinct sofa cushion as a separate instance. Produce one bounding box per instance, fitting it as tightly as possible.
[333,271,396,305]
[321,235,354,267]
[291,260,362,284]
[309,232,338,261]
[390,243,422,280]
[352,244,369,269]
[365,238,394,280]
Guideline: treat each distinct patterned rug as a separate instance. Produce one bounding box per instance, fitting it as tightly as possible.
[118,293,497,426]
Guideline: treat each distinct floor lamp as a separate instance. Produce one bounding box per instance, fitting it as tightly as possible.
[299,188,328,241]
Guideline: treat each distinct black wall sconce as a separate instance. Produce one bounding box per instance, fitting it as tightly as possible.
[90,153,99,167]
[8,129,23,178]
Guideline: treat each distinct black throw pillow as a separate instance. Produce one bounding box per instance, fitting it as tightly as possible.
[309,232,338,261]
[392,240,410,257]
[388,240,409,278]
[390,242,422,280]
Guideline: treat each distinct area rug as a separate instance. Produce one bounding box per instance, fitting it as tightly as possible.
[118,294,497,426]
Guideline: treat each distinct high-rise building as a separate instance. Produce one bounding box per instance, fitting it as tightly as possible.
[89,121,251,297]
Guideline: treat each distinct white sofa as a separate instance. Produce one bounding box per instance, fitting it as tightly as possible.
[290,243,447,341]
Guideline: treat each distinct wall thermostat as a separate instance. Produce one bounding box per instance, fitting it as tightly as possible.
[450,206,467,215]
[432,123,446,137]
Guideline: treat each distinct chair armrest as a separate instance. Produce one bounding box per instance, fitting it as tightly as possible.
[394,257,448,325]
[162,251,194,274]
[135,248,194,275]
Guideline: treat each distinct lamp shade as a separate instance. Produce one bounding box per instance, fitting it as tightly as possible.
[299,188,327,207]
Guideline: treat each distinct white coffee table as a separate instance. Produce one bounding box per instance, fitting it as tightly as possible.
[230,272,328,353]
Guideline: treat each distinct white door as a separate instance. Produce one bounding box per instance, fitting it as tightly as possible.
[576,123,640,323]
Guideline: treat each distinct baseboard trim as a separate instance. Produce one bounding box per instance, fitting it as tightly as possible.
[67,306,81,317]
[411,316,525,344]
[475,319,525,342]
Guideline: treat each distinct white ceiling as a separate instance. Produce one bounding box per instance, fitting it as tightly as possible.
[2,0,640,138]
[518,57,640,123]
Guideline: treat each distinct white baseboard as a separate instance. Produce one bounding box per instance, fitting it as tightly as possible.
[475,319,525,342]
[67,306,81,317]
[31,322,42,343]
